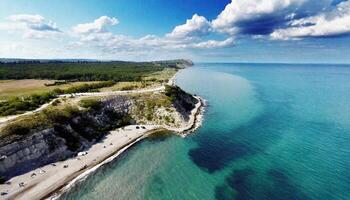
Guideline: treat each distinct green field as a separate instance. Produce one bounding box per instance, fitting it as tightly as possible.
[0,81,115,116]
[0,60,184,117]
[0,80,100,99]
[0,61,167,81]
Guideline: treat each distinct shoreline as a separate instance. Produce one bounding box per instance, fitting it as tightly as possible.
[0,96,205,200]
[49,96,205,200]
[0,67,205,200]
[47,128,164,200]
[0,125,159,200]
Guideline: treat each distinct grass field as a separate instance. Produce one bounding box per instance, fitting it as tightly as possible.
[100,68,177,91]
[0,80,99,100]
[0,60,182,116]
[143,68,177,82]
[0,68,177,99]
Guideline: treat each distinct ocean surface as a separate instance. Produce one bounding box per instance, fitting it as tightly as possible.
[61,63,350,200]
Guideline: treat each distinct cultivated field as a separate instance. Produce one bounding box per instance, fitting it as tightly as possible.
[0,80,99,100]
[0,60,184,116]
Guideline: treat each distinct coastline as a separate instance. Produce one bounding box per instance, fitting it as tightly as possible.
[0,90,205,200]
[50,96,205,200]
[165,96,205,136]
[0,125,158,200]
[47,127,163,200]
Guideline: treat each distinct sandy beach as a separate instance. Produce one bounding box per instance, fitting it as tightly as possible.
[0,96,204,200]
[0,67,204,200]
[0,125,160,200]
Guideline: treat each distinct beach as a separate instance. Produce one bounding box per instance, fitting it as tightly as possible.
[0,95,204,200]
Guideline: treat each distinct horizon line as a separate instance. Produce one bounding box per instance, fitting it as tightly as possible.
[1,57,350,65]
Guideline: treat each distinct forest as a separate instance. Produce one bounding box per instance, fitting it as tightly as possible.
[0,61,168,81]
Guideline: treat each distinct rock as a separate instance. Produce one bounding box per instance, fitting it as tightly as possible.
[0,95,133,179]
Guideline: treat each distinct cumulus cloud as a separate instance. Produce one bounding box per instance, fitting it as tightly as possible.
[69,0,348,58]
[0,14,61,39]
[8,14,61,32]
[271,1,350,39]
[8,14,44,24]
[189,37,235,49]
[72,16,119,34]
[70,15,234,57]
[211,0,333,35]
[166,14,210,38]
[72,32,234,54]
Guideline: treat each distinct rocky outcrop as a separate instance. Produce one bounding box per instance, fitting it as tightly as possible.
[0,129,73,178]
[0,96,132,180]
[165,85,198,121]
[0,90,197,180]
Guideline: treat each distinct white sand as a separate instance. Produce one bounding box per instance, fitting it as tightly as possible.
[0,97,204,200]
[0,125,160,200]
[0,70,205,200]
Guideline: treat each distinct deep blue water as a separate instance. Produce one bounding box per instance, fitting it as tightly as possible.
[62,63,350,200]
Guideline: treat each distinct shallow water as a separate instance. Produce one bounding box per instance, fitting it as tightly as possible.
[62,63,350,200]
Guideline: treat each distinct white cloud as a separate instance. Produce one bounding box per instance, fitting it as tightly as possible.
[4,1,348,60]
[69,15,234,58]
[167,14,210,38]
[271,1,350,39]
[72,16,119,34]
[8,14,44,24]
[211,0,332,35]
[0,14,61,39]
[8,14,60,32]
[189,37,235,49]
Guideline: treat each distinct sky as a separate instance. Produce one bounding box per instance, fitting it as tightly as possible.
[0,0,350,63]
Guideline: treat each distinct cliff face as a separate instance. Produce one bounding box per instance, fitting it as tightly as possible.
[129,86,198,128]
[0,87,197,180]
[0,96,131,179]
[0,128,73,178]
[164,85,198,121]
[153,59,194,69]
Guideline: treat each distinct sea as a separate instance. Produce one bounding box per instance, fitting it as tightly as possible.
[61,63,350,200]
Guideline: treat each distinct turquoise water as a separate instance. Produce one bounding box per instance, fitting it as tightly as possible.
[62,63,350,200]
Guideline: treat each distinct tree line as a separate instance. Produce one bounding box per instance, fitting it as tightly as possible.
[0,62,165,81]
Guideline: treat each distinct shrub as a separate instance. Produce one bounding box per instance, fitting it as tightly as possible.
[79,99,102,111]
[1,106,80,137]
[0,81,114,117]
[120,85,136,91]
[2,123,30,136]
[43,106,79,124]
[164,85,197,111]
[51,99,61,106]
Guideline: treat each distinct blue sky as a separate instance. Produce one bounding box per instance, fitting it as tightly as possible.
[0,0,350,63]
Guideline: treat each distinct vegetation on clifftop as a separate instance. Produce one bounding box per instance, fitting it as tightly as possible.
[0,60,189,81]
[0,98,132,147]
[165,85,198,111]
[0,81,115,116]
[0,59,192,116]
[130,85,198,126]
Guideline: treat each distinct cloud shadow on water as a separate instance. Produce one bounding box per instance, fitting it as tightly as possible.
[215,168,311,200]
[188,138,252,173]
[187,109,282,173]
